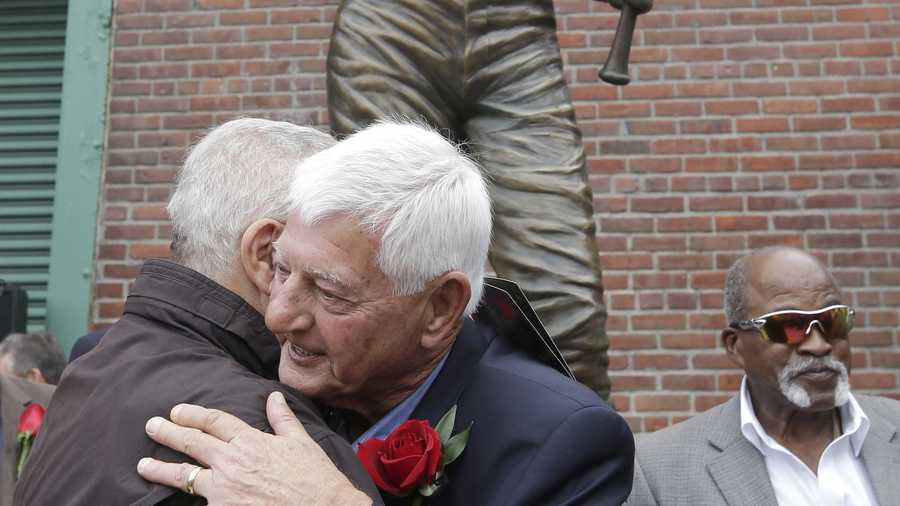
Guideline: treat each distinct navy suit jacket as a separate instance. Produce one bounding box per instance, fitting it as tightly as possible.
[383,317,635,506]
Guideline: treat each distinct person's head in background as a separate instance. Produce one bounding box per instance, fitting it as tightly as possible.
[167,117,335,313]
[0,331,67,385]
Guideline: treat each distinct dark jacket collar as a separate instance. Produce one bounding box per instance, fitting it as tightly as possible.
[408,318,492,427]
[124,259,281,379]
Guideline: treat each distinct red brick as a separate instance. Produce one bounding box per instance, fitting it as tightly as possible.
[693,354,739,369]
[609,334,658,351]
[633,273,688,290]
[610,374,657,392]
[191,62,241,78]
[655,101,702,117]
[192,28,243,43]
[663,374,716,391]
[689,313,727,329]
[130,243,172,259]
[715,216,767,231]
[805,193,858,209]
[659,216,713,233]
[631,196,684,213]
[165,13,215,28]
[747,196,800,211]
[659,254,713,270]
[633,314,687,331]
[106,225,156,240]
[639,293,664,310]
[749,234,804,249]
[773,215,827,230]
[661,333,717,349]
[600,217,653,233]
[850,373,897,390]
[600,253,652,270]
[99,302,126,319]
[808,233,863,249]
[632,236,687,252]
[635,395,690,412]
[691,271,726,290]
[853,115,900,130]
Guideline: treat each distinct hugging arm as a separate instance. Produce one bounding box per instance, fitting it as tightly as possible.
[137,392,379,506]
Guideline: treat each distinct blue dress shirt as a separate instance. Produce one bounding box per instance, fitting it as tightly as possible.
[352,353,449,451]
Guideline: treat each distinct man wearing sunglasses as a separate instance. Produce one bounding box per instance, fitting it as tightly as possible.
[627,246,900,506]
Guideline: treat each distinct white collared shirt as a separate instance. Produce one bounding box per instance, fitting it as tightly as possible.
[739,377,879,506]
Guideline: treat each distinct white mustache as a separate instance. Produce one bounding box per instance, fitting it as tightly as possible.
[781,355,847,380]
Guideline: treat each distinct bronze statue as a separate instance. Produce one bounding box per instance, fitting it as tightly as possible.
[326,0,651,399]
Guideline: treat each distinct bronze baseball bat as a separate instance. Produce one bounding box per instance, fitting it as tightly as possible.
[599,0,653,86]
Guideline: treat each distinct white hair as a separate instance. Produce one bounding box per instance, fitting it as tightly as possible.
[288,120,492,316]
[167,118,335,281]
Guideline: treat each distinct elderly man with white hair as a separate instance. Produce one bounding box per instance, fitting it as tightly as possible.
[137,120,634,506]
[15,119,379,506]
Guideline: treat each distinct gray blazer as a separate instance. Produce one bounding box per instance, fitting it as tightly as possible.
[1,375,54,506]
[626,394,900,506]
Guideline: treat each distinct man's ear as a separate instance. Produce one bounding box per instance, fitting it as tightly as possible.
[722,328,745,369]
[25,368,47,385]
[240,218,284,295]
[420,272,470,350]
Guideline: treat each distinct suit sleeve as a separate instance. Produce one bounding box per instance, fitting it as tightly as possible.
[505,406,635,506]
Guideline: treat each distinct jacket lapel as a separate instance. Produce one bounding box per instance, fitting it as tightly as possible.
[408,318,491,427]
[858,397,900,505]
[705,397,777,506]
[380,320,491,506]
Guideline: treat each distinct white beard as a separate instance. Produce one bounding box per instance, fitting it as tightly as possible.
[777,355,850,408]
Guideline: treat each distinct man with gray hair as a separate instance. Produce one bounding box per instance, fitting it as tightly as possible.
[138,120,634,505]
[626,246,900,505]
[0,331,66,385]
[15,119,378,506]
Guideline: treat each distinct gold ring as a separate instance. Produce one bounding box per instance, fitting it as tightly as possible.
[186,466,203,495]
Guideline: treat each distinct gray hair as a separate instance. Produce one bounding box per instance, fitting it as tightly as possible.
[288,120,493,316]
[0,332,67,385]
[167,118,335,282]
[723,255,750,324]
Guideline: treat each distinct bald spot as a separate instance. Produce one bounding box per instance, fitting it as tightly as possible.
[744,248,840,316]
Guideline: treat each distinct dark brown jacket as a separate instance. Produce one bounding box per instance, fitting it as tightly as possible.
[14,260,379,505]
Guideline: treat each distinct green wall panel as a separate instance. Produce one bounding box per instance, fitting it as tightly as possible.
[46,0,113,351]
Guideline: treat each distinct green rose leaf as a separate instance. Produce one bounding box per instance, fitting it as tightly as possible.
[440,422,472,467]
[435,405,457,444]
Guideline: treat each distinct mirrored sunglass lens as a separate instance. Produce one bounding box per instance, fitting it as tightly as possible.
[827,307,852,339]
[760,317,789,343]
[780,317,810,344]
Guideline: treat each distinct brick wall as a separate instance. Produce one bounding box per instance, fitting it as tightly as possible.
[97,0,900,432]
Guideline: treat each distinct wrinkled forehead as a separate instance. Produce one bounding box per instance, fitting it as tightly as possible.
[745,251,839,314]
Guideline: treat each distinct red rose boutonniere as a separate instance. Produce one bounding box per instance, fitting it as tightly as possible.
[16,402,45,479]
[357,405,472,505]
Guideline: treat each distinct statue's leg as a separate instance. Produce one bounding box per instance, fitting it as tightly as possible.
[463,0,611,398]
[328,0,611,398]
[327,0,464,136]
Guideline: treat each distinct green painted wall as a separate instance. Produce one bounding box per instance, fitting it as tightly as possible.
[46,0,113,352]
